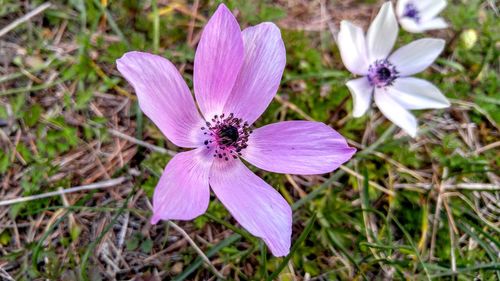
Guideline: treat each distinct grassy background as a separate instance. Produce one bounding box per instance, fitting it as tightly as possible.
[0,0,498,280]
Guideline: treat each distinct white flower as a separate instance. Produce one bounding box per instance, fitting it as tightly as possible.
[396,0,448,33]
[338,1,450,137]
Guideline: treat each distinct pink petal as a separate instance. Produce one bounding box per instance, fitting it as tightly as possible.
[194,4,244,119]
[210,159,292,256]
[337,20,369,75]
[117,52,205,148]
[389,38,445,76]
[223,23,286,125]
[242,121,356,175]
[151,148,213,224]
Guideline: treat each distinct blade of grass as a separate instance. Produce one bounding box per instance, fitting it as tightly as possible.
[0,57,64,84]
[429,263,500,278]
[360,168,377,244]
[417,196,429,251]
[152,0,159,54]
[204,212,255,242]
[461,219,499,248]
[168,221,225,279]
[260,241,268,280]
[76,0,87,28]
[325,228,367,281]
[80,189,134,280]
[360,242,413,251]
[92,0,130,47]
[31,213,69,277]
[0,78,69,97]
[266,213,317,281]
[0,2,51,38]
[392,216,431,280]
[456,220,500,280]
[173,234,241,281]
[135,102,144,141]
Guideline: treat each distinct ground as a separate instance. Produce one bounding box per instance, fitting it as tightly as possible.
[0,0,499,280]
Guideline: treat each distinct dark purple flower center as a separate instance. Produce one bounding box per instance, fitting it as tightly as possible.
[219,125,239,146]
[367,59,398,88]
[201,113,252,161]
[403,3,420,23]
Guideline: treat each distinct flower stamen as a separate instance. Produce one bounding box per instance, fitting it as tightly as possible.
[403,3,420,23]
[201,113,252,161]
[367,60,398,88]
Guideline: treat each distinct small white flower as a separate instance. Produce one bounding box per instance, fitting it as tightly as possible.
[338,1,450,137]
[396,0,448,33]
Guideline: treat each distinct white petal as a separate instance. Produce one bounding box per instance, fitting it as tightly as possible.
[419,18,449,31]
[389,38,445,76]
[399,18,426,33]
[346,77,374,117]
[389,78,450,110]
[374,87,418,137]
[420,0,447,21]
[396,0,411,17]
[367,2,399,61]
[337,21,369,75]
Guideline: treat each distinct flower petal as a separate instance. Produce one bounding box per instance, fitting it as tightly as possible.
[117,52,205,148]
[337,21,369,75]
[346,77,374,117]
[151,148,213,224]
[366,2,399,61]
[242,121,356,175]
[396,0,411,17]
[389,77,450,109]
[374,88,418,137]
[194,4,244,119]
[389,38,445,76]
[399,18,425,33]
[210,159,292,257]
[420,0,447,21]
[223,23,286,125]
[419,18,448,31]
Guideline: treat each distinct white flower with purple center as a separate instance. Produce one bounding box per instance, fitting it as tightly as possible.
[338,2,450,137]
[397,0,448,33]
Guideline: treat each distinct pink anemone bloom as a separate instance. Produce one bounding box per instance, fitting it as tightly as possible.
[117,4,355,256]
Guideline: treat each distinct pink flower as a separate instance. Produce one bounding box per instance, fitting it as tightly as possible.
[117,4,355,256]
[338,2,450,137]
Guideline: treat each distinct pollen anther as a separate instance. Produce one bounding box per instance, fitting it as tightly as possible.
[367,59,399,88]
[202,113,252,161]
